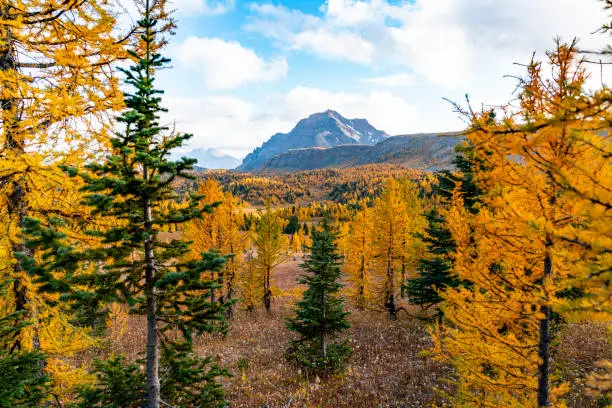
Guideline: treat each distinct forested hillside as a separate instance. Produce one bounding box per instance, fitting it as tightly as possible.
[186,164,425,205]
[260,132,462,171]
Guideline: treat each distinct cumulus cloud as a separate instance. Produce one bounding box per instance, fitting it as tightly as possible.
[360,73,416,88]
[163,95,290,158]
[173,37,288,90]
[292,29,374,64]
[246,0,610,91]
[162,0,611,158]
[171,0,235,15]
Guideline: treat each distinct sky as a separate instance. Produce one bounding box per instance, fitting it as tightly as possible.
[153,0,611,159]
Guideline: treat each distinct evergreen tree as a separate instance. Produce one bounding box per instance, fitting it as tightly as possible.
[285,221,351,373]
[405,208,459,319]
[405,143,480,319]
[15,1,230,407]
[0,278,50,408]
[284,214,300,235]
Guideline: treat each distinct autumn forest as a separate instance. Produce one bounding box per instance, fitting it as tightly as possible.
[0,0,610,407]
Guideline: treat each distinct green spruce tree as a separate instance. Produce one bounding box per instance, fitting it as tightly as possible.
[0,277,50,408]
[405,208,459,319]
[405,141,480,320]
[15,1,230,407]
[283,214,300,235]
[285,221,351,374]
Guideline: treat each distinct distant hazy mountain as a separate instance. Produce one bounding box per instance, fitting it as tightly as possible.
[261,133,463,172]
[180,148,240,170]
[238,110,388,171]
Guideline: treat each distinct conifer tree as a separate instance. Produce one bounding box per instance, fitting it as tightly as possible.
[284,214,300,235]
[344,206,375,309]
[239,249,260,313]
[19,1,232,406]
[0,0,128,392]
[404,148,479,318]
[405,208,458,318]
[253,203,287,313]
[286,221,351,373]
[0,276,50,408]
[184,181,246,318]
[433,41,611,407]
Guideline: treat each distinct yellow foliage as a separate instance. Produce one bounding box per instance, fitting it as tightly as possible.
[183,179,249,313]
[344,205,376,309]
[0,0,128,399]
[371,179,425,317]
[433,41,611,407]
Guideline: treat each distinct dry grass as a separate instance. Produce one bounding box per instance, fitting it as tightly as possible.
[101,260,609,407]
[554,322,612,408]
[196,307,454,408]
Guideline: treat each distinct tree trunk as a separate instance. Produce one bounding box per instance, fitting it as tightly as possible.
[225,264,234,319]
[537,254,552,407]
[539,170,557,407]
[264,266,271,313]
[321,286,327,359]
[358,254,365,310]
[1,6,42,356]
[385,253,396,319]
[144,195,160,408]
[400,262,406,298]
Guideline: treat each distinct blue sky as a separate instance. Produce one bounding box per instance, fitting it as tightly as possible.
[155,0,610,158]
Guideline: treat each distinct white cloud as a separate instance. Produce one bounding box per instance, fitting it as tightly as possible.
[360,73,416,88]
[162,0,612,159]
[323,0,381,27]
[173,37,288,90]
[292,29,374,64]
[171,0,234,15]
[246,0,610,92]
[163,95,286,157]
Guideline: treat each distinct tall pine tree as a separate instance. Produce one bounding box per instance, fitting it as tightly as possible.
[15,1,230,406]
[285,221,351,374]
[405,208,457,319]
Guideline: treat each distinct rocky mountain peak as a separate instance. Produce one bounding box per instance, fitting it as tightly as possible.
[238,110,388,171]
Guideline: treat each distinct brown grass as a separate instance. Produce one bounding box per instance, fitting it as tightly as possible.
[102,259,609,407]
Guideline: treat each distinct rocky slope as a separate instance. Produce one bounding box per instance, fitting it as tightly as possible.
[238,110,388,171]
[260,133,463,171]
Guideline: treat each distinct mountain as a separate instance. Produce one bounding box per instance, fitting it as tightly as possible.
[238,110,388,171]
[260,133,463,172]
[181,148,240,170]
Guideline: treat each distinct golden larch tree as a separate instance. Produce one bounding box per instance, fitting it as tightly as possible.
[344,205,375,309]
[433,41,611,407]
[372,179,411,319]
[252,203,288,313]
[0,0,127,397]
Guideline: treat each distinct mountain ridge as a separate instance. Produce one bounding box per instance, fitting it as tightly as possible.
[260,132,463,172]
[181,148,240,170]
[238,110,388,171]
